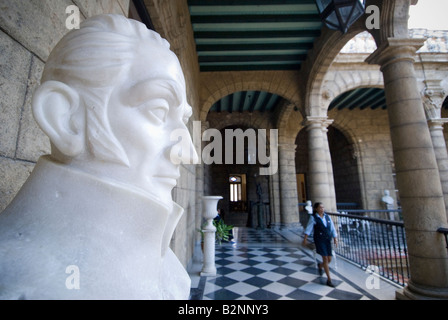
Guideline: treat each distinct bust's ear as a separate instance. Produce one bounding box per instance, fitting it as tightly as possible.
[32,80,85,157]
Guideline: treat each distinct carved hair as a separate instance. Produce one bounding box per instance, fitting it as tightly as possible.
[42,14,171,165]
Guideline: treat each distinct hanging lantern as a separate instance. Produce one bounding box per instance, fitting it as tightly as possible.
[315,0,366,34]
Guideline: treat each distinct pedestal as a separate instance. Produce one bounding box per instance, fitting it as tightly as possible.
[200,196,222,277]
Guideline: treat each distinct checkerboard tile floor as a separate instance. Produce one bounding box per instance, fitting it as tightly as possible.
[190,227,398,300]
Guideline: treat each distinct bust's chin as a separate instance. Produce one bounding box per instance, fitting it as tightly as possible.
[49,155,177,211]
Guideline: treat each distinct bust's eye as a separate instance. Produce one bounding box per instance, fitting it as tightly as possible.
[141,99,169,124]
[148,106,168,123]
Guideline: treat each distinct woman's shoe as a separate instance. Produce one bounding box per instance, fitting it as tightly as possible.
[326,280,335,288]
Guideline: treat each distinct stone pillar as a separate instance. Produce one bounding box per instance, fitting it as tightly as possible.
[268,171,281,227]
[304,117,337,212]
[194,121,207,242]
[278,143,299,226]
[367,38,448,299]
[421,85,448,222]
[322,119,337,212]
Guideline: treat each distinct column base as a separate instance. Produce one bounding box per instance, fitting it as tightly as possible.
[200,269,217,277]
[396,281,448,300]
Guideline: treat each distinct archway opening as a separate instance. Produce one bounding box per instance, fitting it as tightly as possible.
[328,126,362,208]
[203,91,289,228]
[295,126,362,210]
[205,125,270,228]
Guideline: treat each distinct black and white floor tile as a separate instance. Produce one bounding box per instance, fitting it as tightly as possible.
[190,227,398,300]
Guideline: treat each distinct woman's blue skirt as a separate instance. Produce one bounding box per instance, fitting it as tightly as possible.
[315,239,332,257]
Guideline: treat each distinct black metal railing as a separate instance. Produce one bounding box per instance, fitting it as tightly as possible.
[336,208,402,221]
[328,212,409,286]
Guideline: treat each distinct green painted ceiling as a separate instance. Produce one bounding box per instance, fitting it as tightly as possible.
[188,0,322,72]
[210,88,387,114]
[329,88,387,110]
[210,91,281,113]
[185,1,387,114]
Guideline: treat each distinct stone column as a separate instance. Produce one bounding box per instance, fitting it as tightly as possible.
[322,119,337,212]
[304,117,337,212]
[278,143,299,226]
[268,171,281,227]
[194,121,207,242]
[421,85,448,222]
[367,38,448,299]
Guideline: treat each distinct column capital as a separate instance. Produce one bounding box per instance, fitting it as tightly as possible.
[366,38,426,69]
[303,116,334,131]
[421,85,446,120]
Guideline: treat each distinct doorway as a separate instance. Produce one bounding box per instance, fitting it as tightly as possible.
[229,173,247,211]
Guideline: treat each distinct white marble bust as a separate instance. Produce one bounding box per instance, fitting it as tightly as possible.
[381,190,394,208]
[0,14,197,300]
[305,200,313,214]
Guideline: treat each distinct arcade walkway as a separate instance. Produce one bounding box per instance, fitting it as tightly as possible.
[189,227,400,300]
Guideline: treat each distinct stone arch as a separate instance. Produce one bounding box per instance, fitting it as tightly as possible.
[199,71,302,122]
[276,20,377,131]
[301,20,368,118]
[206,110,274,133]
[205,95,283,171]
[304,28,382,120]
[274,101,305,147]
[321,69,384,111]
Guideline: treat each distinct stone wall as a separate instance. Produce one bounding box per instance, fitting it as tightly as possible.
[329,108,396,211]
[328,126,362,206]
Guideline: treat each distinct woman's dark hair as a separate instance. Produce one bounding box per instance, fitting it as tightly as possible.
[313,202,323,212]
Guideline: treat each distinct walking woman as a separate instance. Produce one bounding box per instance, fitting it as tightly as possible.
[302,202,338,287]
